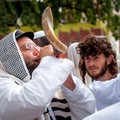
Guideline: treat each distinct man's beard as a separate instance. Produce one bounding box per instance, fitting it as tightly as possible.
[87,60,108,80]
[26,62,38,76]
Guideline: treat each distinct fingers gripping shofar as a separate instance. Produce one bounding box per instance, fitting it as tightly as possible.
[42,7,67,53]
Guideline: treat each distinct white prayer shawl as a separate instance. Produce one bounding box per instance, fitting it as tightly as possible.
[0,56,74,120]
[67,42,92,85]
[0,30,96,120]
[0,29,74,120]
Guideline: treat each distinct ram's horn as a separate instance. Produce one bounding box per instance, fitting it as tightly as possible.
[42,7,67,53]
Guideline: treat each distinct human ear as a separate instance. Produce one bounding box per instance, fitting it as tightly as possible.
[107,55,114,65]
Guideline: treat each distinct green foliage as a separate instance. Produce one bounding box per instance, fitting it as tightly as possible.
[0,0,120,39]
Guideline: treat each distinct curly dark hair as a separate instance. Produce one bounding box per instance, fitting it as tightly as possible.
[76,35,118,84]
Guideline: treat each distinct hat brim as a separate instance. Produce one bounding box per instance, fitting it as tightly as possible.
[16,32,34,40]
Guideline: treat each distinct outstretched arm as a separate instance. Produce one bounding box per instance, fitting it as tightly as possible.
[62,74,96,120]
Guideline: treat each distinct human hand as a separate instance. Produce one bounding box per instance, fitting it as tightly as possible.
[39,45,55,58]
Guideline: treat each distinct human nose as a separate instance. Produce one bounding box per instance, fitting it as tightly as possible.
[88,59,95,66]
[33,46,40,57]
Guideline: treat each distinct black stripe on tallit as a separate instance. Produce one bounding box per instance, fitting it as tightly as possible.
[51,98,70,112]
[56,116,71,120]
[51,98,68,103]
[52,107,70,112]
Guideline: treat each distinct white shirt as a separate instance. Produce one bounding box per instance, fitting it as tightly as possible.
[89,76,120,110]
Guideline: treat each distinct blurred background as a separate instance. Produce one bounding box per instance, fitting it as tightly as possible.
[0,0,120,59]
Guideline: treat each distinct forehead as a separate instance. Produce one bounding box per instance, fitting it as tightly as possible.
[85,53,105,58]
[17,36,35,46]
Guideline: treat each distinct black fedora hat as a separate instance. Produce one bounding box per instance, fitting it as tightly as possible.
[15,30,34,40]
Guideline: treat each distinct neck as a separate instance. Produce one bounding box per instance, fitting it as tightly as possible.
[95,70,115,81]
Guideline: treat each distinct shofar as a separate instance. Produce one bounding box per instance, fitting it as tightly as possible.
[42,7,67,54]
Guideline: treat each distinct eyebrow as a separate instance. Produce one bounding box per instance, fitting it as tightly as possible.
[20,43,35,47]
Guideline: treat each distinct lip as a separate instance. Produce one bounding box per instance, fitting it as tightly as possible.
[88,67,97,73]
[89,70,96,74]
[89,68,96,71]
